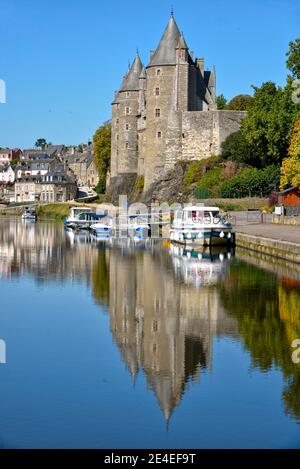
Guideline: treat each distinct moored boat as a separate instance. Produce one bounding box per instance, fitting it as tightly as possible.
[22,207,37,221]
[90,215,115,237]
[170,206,234,246]
[64,207,99,230]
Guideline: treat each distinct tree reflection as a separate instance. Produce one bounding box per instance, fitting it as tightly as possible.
[220,260,300,422]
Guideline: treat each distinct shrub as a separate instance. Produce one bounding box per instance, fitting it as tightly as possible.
[95,177,106,195]
[194,167,224,197]
[219,165,280,198]
[134,175,144,190]
[183,157,219,187]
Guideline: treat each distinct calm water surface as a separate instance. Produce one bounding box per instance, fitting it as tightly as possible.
[0,219,300,448]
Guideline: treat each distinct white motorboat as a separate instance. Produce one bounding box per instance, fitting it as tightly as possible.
[170,206,234,246]
[64,207,99,230]
[90,215,115,238]
[22,207,37,221]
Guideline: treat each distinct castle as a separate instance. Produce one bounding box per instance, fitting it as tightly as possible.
[109,14,246,193]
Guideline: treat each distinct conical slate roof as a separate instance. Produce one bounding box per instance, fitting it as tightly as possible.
[119,53,143,92]
[176,34,188,50]
[139,66,146,79]
[148,16,181,67]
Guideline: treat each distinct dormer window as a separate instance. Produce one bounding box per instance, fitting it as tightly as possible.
[156,69,161,76]
[155,87,160,96]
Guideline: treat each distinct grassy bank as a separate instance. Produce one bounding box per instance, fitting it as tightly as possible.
[194,197,270,212]
[37,203,73,221]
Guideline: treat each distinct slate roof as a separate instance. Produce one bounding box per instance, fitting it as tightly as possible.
[119,53,143,92]
[148,15,181,67]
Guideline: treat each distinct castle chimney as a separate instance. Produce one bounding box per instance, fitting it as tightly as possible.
[196,58,204,76]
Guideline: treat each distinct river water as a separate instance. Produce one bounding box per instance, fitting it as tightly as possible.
[0,219,299,448]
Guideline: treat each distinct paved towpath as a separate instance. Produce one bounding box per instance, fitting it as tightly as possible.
[235,222,300,244]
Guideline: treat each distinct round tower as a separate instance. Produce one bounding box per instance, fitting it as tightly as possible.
[111,53,143,178]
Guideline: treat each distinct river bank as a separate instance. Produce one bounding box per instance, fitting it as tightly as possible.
[235,224,300,264]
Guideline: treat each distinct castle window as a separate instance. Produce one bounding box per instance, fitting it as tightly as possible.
[116,103,120,109]
[126,91,130,98]
[155,108,161,118]
[125,142,129,149]
[156,69,161,76]
[155,87,160,96]
[125,123,130,131]
[157,131,162,139]
[116,118,119,124]
[116,149,119,156]
[125,107,131,115]
[116,134,119,141]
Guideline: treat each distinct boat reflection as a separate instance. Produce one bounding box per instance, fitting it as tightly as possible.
[169,243,233,286]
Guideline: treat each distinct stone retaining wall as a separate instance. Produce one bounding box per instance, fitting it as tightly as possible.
[235,232,300,264]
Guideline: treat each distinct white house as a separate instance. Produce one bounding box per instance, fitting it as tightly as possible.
[0,165,15,184]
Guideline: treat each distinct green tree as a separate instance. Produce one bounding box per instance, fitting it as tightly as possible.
[220,131,257,166]
[93,122,111,192]
[286,38,300,79]
[241,81,298,167]
[35,138,47,150]
[226,94,253,111]
[216,94,227,110]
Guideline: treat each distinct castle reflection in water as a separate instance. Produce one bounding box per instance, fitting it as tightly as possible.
[1,219,300,424]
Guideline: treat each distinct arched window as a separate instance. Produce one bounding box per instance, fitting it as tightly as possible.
[156,69,161,76]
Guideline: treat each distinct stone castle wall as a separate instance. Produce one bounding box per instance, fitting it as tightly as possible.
[181,110,246,162]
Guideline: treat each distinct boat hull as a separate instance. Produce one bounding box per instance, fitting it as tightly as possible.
[170,228,234,246]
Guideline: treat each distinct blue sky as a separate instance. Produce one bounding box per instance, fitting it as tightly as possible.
[0,0,299,148]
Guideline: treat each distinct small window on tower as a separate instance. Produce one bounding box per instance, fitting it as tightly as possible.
[125,123,129,131]
[116,103,120,109]
[155,87,160,96]
[156,69,161,76]
[125,107,130,115]
[125,142,129,149]
[116,118,119,124]
[126,91,131,98]
[157,131,162,139]
[155,108,161,118]
[116,134,119,141]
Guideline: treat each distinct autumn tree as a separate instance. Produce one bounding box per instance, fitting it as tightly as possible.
[280,119,300,189]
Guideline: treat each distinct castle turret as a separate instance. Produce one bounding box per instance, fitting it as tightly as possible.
[111,53,143,178]
[143,15,181,189]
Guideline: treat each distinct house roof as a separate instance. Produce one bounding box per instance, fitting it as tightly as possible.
[148,15,181,67]
[278,187,299,195]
